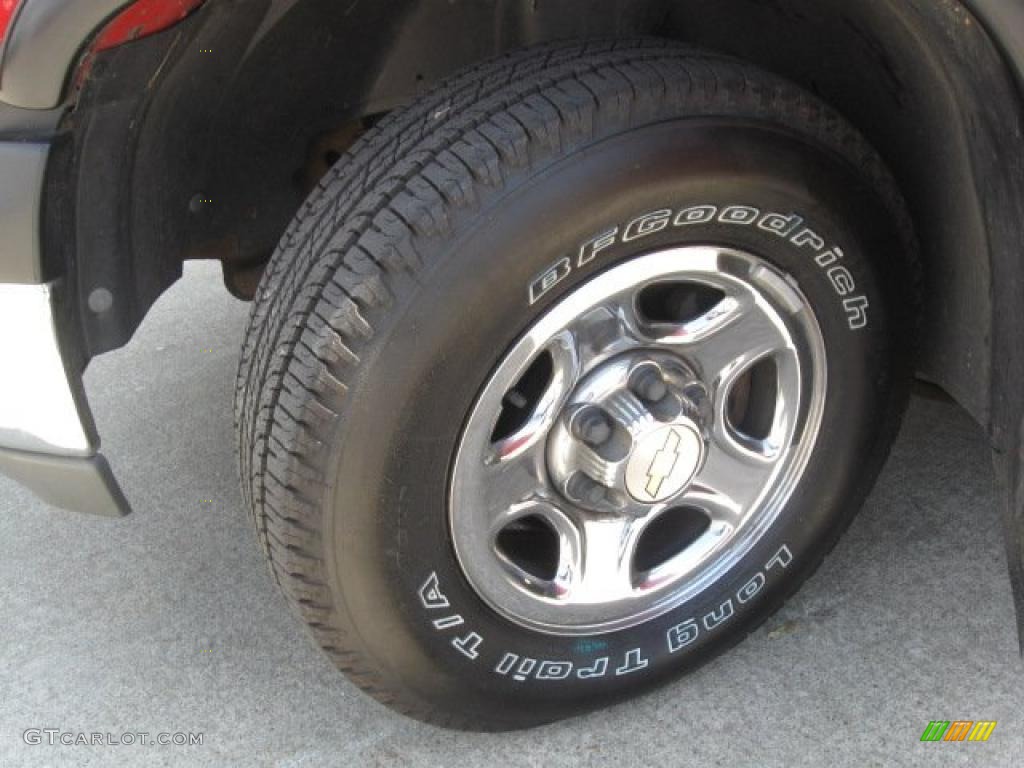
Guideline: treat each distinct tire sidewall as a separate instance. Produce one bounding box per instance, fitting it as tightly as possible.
[324,120,908,723]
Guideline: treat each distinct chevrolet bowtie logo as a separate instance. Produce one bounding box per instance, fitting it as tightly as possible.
[646,429,683,499]
[625,422,702,503]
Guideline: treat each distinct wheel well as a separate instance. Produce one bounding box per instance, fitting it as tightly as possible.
[57,0,1024,438]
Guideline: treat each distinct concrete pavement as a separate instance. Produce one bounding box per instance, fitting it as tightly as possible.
[1,261,1021,767]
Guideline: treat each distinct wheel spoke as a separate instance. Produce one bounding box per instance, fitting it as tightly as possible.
[683,297,790,391]
[568,303,640,371]
[546,330,581,403]
[488,330,579,464]
[677,486,745,532]
[567,515,643,602]
[480,448,547,525]
[688,433,779,523]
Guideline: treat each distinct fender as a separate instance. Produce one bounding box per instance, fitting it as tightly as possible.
[959,0,1024,649]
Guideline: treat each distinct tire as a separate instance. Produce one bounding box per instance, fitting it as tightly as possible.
[235,41,917,729]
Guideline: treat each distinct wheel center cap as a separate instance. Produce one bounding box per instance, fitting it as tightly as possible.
[624,422,703,503]
[545,351,709,515]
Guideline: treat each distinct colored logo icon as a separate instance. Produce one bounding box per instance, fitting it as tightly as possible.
[920,721,996,742]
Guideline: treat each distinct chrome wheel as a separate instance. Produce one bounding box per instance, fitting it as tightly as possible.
[450,246,827,635]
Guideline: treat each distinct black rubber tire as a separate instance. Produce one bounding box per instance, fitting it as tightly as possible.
[235,41,918,730]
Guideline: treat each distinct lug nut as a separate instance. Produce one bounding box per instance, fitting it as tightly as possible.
[573,409,612,446]
[632,368,667,403]
[567,472,608,506]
